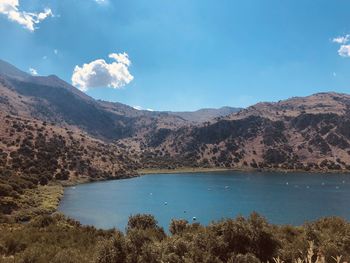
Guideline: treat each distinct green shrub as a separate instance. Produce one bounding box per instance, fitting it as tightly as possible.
[228,253,261,263]
[94,232,126,263]
[169,219,190,235]
[0,184,13,197]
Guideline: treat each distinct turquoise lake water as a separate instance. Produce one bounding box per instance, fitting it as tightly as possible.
[58,171,350,231]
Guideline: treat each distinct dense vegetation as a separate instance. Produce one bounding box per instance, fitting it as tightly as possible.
[0,213,349,263]
[0,114,138,222]
[137,112,350,172]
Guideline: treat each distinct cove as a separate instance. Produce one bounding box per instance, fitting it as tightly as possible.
[58,171,350,231]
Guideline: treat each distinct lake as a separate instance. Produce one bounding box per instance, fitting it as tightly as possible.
[58,171,350,231]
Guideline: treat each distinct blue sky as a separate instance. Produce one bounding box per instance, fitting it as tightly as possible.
[1,0,350,111]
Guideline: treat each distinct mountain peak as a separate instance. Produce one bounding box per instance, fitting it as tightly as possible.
[0,59,30,80]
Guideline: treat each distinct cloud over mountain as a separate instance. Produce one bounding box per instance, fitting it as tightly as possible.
[29,67,38,76]
[0,0,53,31]
[72,53,134,92]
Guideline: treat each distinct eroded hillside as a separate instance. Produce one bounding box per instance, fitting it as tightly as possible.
[0,111,138,221]
[125,93,350,172]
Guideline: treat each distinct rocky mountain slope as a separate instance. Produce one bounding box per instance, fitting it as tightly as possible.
[0,59,194,141]
[0,60,241,142]
[0,110,139,220]
[2,59,350,175]
[129,93,350,171]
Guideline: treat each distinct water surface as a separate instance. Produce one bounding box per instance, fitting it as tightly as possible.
[58,171,350,231]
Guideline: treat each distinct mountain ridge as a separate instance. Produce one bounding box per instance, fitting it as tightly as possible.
[130,91,350,171]
[1,59,350,174]
[0,60,242,141]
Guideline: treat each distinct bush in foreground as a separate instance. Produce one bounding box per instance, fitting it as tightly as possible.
[0,213,349,263]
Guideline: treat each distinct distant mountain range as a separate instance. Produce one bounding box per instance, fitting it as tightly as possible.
[132,92,350,171]
[165,107,241,122]
[0,59,240,140]
[1,58,350,177]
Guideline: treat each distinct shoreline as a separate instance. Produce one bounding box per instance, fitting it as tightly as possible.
[137,166,350,175]
[58,166,350,190]
[53,166,350,220]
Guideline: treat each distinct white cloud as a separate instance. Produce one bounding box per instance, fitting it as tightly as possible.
[0,0,53,31]
[95,0,107,4]
[333,35,350,44]
[333,34,350,58]
[29,67,38,76]
[109,53,130,66]
[72,52,134,91]
[338,45,350,57]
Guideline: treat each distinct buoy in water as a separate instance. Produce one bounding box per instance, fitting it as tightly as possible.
[192,217,197,221]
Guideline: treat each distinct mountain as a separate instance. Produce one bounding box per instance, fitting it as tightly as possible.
[128,92,350,171]
[0,59,31,80]
[0,60,193,141]
[0,60,240,142]
[166,107,242,122]
[0,63,127,140]
[226,92,350,121]
[0,60,140,219]
[2,59,350,174]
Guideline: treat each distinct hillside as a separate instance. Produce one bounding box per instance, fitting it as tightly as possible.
[3,60,350,174]
[129,92,350,172]
[0,110,139,221]
[0,60,194,141]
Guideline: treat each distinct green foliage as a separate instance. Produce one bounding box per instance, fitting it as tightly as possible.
[304,217,350,262]
[0,115,138,221]
[1,213,350,263]
[94,232,126,263]
[228,253,261,263]
[127,214,160,231]
[169,219,190,235]
[0,214,110,263]
[0,184,13,197]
